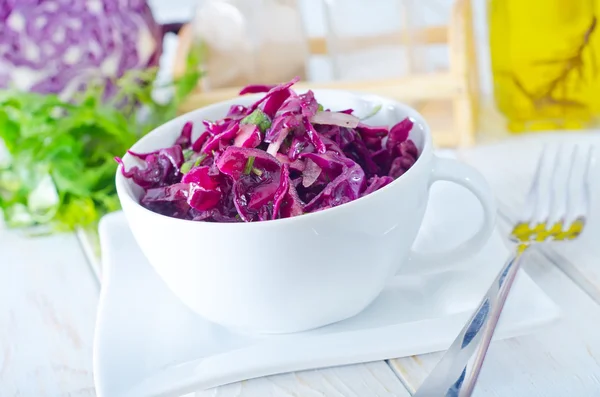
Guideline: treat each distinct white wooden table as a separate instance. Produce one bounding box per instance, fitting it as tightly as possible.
[4,1,600,394]
[4,137,600,397]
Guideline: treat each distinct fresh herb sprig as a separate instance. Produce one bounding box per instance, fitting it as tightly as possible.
[0,64,201,232]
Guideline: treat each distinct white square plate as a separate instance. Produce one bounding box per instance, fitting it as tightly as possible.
[94,182,561,397]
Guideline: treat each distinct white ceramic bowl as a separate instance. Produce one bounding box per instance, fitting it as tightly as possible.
[116,89,496,334]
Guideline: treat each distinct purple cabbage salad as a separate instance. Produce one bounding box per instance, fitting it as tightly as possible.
[116,78,419,222]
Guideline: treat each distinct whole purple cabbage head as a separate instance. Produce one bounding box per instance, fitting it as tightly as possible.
[0,0,163,99]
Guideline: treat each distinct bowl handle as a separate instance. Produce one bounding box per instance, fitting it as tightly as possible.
[399,156,497,275]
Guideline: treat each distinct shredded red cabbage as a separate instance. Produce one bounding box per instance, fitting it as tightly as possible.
[117,78,419,222]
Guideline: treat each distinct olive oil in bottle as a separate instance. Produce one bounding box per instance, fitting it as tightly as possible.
[489,0,600,132]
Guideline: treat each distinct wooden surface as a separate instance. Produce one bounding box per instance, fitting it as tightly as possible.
[176,72,461,113]
[4,1,600,395]
[194,362,412,397]
[390,249,600,396]
[0,230,98,397]
[4,140,600,396]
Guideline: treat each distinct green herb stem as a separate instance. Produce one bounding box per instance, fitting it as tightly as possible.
[244,156,256,175]
[252,167,263,177]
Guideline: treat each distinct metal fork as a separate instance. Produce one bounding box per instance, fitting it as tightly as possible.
[413,145,594,397]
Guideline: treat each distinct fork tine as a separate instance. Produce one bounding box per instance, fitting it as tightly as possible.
[564,146,594,230]
[530,145,567,242]
[512,146,551,242]
[546,146,567,228]
[519,145,548,224]
[564,145,580,226]
[582,146,594,220]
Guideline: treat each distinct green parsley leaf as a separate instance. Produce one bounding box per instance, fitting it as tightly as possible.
[180,161,194,175]
[0,63,202,232]
[241,109,271,133]
[194,153,207,167]
[183,149,194,161]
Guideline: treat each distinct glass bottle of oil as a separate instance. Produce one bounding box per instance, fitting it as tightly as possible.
[489,0,600,132]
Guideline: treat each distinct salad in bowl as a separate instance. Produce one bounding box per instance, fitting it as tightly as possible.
[117,77,419,222]
[114,78,495,334]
